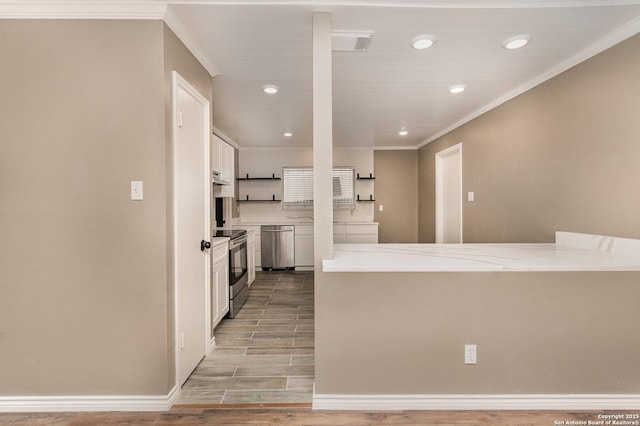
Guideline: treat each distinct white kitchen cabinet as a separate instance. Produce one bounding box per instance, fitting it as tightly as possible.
[334,223,378,243]
[211,241,229,333]
[333,224,346,243]
[247,230,256,286]
[212,134,235,198]
[211,134,222,177]
[294,225,314,268]
[345,223,379,243]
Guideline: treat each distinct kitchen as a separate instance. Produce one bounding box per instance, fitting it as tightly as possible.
[183,1,640,410]
[3,0,640,421]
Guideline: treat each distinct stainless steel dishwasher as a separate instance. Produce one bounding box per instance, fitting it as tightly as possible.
[261,225,295,270]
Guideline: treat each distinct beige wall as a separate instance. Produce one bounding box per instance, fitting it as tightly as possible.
[418,33,640,243]
[0,20,212,397]
[374,150,418,243]
[316,271,640,395]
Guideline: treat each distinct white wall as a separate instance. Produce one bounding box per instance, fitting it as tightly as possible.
[237,147,375,223]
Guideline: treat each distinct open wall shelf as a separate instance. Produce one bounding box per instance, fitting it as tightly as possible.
[237,173,281,181]
[357,195,375,202]
[238,195,281,203]
[357,173,375,180]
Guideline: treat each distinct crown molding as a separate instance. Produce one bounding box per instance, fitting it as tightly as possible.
[0,1,219,78]
[167,0,640,7]
[418,13,640,149]
[0,1,168,19]
[164,6,219,77]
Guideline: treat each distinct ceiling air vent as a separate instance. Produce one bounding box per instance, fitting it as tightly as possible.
[332,30,374,52]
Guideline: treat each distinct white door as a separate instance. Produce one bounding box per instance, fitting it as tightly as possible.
[435,143,463,243]
[173,72,211,385]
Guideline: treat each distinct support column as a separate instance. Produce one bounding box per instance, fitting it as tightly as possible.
[312,12,333,268]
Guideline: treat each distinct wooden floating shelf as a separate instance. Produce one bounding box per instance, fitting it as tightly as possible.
[239,195,281,202]
[237,173,281,181]
[357,195,376,202]
[357,173,375,180]
[357,199,376,202]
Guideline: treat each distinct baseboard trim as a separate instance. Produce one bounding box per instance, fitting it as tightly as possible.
[312,393,640,410]
[0,385,180,413]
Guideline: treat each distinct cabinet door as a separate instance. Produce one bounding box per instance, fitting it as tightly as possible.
[211,256,229,330]
[211,135,222,175]
[215,141,235,198]
[343,224,379,244]
[333,224,346,243]
[295,234,314,266]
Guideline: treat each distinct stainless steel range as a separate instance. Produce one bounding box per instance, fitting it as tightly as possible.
[214,229,248,318]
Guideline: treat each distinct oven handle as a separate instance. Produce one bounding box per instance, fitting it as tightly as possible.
[229,235,247,249]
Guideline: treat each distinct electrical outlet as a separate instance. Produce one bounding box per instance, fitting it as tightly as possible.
[378,204,384,212]
[465,344,477,365]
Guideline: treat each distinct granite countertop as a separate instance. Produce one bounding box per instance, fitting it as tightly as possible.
[323,232,640,272]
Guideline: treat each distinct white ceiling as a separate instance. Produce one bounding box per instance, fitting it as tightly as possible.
[11,0,639,149]
[166,1,640,148]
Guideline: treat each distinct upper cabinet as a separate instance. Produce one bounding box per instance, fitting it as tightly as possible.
[212,134,235,198]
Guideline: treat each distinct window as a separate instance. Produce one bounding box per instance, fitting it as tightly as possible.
[283,167,355,210]
[283,167,314,208]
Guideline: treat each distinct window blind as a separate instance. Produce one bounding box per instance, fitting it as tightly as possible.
[283,167,314,208]
[332,167,356,210]
[283,167,355,210]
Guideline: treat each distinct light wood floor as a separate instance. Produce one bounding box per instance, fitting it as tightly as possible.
[0,405,630,425]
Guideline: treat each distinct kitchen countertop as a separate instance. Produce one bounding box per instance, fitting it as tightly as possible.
[323,231,640,272]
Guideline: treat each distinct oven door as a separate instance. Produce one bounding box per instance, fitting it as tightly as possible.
[229,235,248,288]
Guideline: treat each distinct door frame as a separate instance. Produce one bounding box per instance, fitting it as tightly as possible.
[172,71,211,388]
[435,142,463,243]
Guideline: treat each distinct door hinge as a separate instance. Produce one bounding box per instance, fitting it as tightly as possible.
[178,111,183,128]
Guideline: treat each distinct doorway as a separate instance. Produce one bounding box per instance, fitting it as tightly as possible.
[435,143,463,243]
[172,71,211,385]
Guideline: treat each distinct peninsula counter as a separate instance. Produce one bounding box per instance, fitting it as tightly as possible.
[314,232,640,411]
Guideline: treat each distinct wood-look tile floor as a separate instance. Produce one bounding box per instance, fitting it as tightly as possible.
[177,271,315,405]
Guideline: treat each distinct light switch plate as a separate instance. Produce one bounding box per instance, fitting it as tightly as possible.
[131,181,143,201]
[378,204,384,212]
[467,191,474,202]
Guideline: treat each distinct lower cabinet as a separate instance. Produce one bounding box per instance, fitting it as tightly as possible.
[345,223,379,243]
[247,230,256,286]
[211,242,229,335]
[334,223,379,243]
[295,225,314,268]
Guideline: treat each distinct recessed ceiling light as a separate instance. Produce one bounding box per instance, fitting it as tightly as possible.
[503,34,531,50]
[448,84,466,94]
[283,132,293,137]
[262,85,279,94]
[398,129,409,136]
[411,34,436,50]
